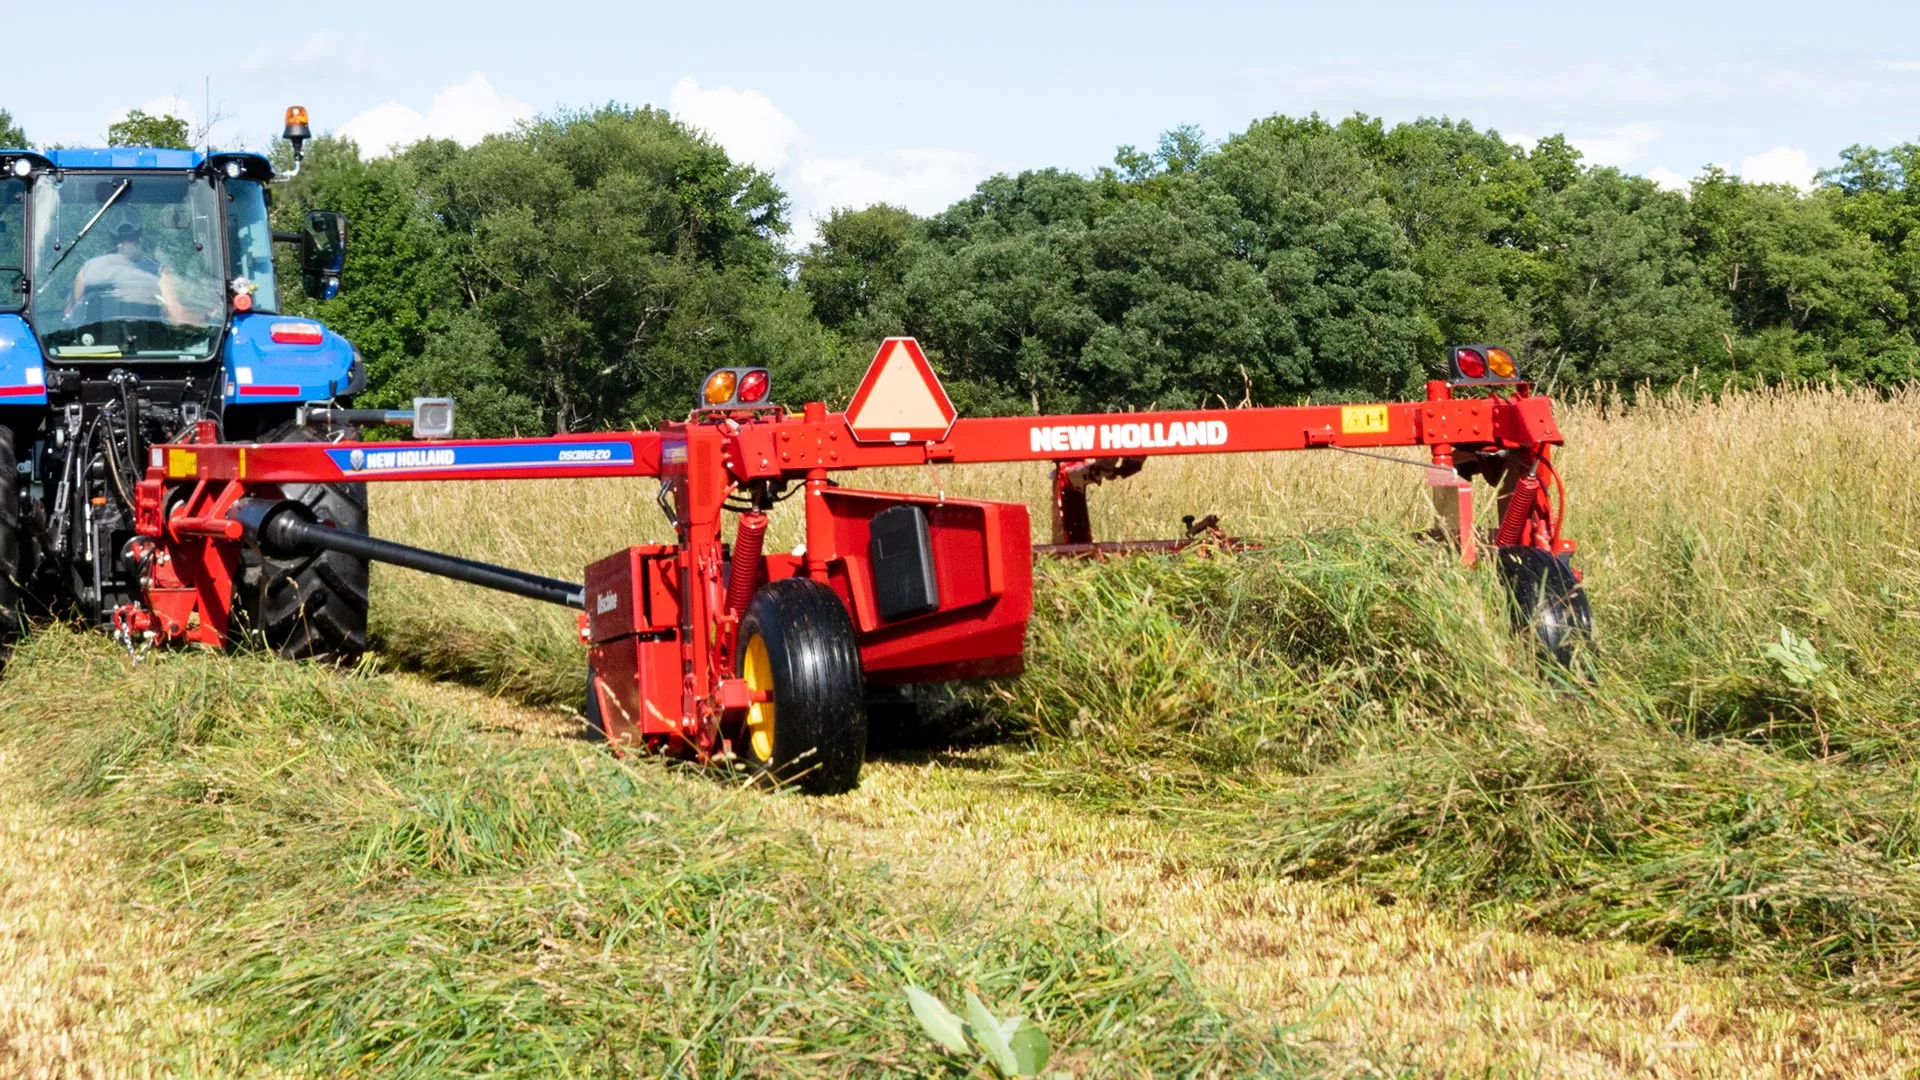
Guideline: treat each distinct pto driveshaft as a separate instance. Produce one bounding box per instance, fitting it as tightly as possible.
[229,498,586,609]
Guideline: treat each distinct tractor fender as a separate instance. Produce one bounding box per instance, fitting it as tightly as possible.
[222,313,358,405]
[0,314,49,406]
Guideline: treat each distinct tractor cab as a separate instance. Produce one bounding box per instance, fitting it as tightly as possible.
[0,139,344,369]
[0,108,367,645]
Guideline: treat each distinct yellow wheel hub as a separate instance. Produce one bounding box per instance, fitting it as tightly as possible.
[742,635,776,762]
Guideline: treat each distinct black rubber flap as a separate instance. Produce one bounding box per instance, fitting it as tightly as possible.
[868,504,940,621]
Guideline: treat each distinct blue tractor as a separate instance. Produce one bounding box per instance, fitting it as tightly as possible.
[0,107,369,662]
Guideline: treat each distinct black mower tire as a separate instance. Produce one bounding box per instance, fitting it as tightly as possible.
[241,420,370,663]
[736,578,867,795]
[0,432,19,668]
[1497,545,1593,668]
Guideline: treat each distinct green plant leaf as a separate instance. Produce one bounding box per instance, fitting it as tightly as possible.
[905,986,968,1055]
[1003,1017,1051,1074]
[965,990,1021,1076]
[1763,626,1827,686]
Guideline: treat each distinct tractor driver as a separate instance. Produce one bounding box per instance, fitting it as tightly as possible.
[63,217,195,325]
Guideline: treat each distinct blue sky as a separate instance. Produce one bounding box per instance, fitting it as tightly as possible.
[8,0,1919,237]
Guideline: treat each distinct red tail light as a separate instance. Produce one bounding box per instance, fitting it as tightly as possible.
[736,369,770,404]
[270,322,325,346]
[1453,347,1487,379]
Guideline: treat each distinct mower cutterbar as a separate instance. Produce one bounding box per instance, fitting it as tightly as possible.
[119,345,1579,794]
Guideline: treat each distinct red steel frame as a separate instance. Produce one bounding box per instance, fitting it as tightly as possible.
[121,375,1571,761]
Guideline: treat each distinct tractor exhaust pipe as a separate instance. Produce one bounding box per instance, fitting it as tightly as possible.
[229,498,586,609]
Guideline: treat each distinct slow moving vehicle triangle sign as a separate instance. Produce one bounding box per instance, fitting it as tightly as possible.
[844,337,958,444]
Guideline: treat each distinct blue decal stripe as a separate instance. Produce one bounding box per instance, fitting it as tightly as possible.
[325,442,637,473]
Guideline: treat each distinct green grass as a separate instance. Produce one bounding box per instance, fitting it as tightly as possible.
[0,627,1323,1077]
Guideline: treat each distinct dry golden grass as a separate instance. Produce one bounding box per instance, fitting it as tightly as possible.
[0,749,279,1080]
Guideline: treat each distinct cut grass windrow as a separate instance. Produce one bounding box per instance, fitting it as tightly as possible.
[0,627,1321,1077]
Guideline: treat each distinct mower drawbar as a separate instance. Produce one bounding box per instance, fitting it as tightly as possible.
[229,497,587,609]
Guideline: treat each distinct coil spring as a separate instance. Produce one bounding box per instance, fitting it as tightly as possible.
[726,512,769,617]
[1496,473,1541,548]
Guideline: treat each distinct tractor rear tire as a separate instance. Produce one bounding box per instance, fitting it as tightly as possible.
[736,578,867,795]
[0,432,20,670]
[241,420,370,663]
[1497,545,1592,668]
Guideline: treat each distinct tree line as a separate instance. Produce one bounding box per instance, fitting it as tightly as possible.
[7,105,1918,432]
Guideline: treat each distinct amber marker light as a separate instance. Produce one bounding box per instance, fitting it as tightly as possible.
[702,369,739,405]
[1486,346,1518,379]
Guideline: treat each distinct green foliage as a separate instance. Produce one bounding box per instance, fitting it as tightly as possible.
[257,105,1920,431]
[907,986,1061,1077]
[106,108,190,150]
[1692,167,1915,380]
[0,107,25,148]
[801,118,1920,408]
[276,108,831,435]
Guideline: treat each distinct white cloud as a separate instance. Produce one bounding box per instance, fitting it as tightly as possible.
[667,77,993,247]
[1645,165,1691,192]
[1568,123,1659,168]
[792,150,991,218]
[239,32,383,81]
[1739,145,1816,190]
[668,77,805,171]
[136,96,193,124]
[339,73,534,158]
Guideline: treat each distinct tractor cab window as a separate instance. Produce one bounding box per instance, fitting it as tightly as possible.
[224,179,279,314]
[26,171,224,359]
[0,178,22,312]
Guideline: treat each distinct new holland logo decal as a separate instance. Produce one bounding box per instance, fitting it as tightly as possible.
[328,441,636,475]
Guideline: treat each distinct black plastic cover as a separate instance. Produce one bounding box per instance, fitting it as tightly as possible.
[868,504,939,621]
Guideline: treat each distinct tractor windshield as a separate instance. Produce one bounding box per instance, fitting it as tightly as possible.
[28,171,225,359]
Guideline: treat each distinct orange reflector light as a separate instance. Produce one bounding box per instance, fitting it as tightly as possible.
[1454,347,1487,379]
[702,369,738,405]
[736,368,770,403]
[1486,346,1517,379]
[269,322,324,345]
[285,106,310,128]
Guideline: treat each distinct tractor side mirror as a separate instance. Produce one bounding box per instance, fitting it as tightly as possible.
[300,210,346,301]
